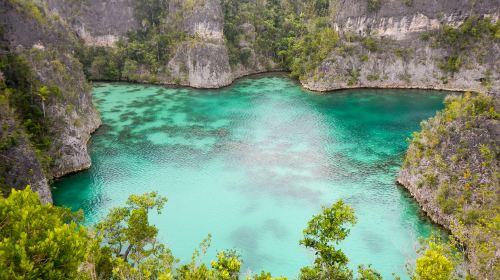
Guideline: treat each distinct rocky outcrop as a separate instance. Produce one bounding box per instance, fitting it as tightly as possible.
[332,0,499,39]
[303,0,500,92]
[166,0,232,88]
[0,101,52,203]
[47,0,280,88]
[398,92,499,279]
[0,0,100,201]
[302,40,499,92]
[47,0,139,47]
[168,41,232,88]
[44,0,499,92]
[26,50,101,178]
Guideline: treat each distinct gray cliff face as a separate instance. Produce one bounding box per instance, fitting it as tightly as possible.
[48,0,279,88]
[27,51,101,178]
[168,41,232,88]
[302,40,499,92]
[47,0,139,46]
[303,0,500,92]
[47,0,499,91]
[333,0,499,39]
[166,0,233,88]
[0,102,52,203]
[0,1,100,201]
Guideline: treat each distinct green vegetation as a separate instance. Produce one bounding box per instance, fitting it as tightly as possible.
[367,0,382,12]
[286,28,340,79]
[81,0,341,82]
[401,0,413,7]
[6,0,47,25]
[1,187,469,279]
[222,0,296,67]
[0,188,284,279]
[403,93,499,279]
[424,16,500,76]
[0,187,88,279]
[79,0,186,81]
[0,53,53,172]
[298,201,356,279]
[221,0,331,69]
[413,235,464,280]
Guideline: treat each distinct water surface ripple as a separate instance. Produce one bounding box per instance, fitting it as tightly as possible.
[53,75,446,278]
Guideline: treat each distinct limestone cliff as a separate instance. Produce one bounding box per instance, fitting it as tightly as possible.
[0,0,100,202]
[46,0,139,47]
[0,101,51,203]
[46,0,285,88]
[302,0,500,92]
[45,0,499,92]
[165,0,232,88]
[398,92,499,279]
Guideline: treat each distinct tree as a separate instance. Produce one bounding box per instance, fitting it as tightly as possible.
[299,200,357,280]
[211,250,242,280]
[0,186,90,279]
[95,192,173,279]
[36,85,49,118]
[413,235,462,280]
[175,234,216,280]
[357,265,382,280]
[251,271,288,280]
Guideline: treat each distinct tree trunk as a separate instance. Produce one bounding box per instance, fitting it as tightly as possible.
[42,101,45,119]
[123,244,133,262]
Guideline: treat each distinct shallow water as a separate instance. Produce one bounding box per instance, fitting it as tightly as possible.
[53,75,446,278]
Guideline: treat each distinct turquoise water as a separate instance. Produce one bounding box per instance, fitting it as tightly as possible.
[53,75,446,278]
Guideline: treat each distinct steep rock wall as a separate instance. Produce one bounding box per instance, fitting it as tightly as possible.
[333,0,499,39]
[0,102,51,203]
[302,39,499,92]
[166,0,232,88]
[398,92,499,279]
[0,0,100,201]
[48,0,279,88]
[303,0,500,92]
[47,0,139,47]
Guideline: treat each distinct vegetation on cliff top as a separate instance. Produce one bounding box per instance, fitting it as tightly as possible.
[403,92,499,279]
[0,187,466,279]
[78,0,186,82]
[74,0,499,88]
[422,16,500,81]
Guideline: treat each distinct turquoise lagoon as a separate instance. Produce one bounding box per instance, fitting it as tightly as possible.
[53,75,447,278]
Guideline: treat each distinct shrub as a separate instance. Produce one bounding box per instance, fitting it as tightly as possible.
[367,0,382,12]
[362,36,378,52]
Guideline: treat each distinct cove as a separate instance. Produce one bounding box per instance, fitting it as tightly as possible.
[52,75,446,278]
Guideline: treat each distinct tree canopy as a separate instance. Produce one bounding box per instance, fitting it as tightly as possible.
[0,187,467,279]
